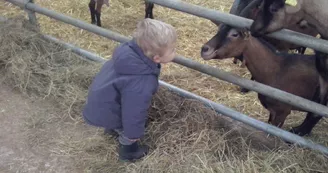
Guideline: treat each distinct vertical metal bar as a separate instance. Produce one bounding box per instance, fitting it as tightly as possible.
[24,0,38,26]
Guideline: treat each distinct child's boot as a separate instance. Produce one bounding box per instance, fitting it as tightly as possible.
[118,141,149,162]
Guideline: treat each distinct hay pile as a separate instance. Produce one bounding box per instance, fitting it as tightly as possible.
[1,16,328,172]
[0,16,101,121]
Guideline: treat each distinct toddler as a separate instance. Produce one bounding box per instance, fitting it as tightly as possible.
[83,18,177,162]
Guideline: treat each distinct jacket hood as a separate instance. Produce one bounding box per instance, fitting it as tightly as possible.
[113,40,161,76]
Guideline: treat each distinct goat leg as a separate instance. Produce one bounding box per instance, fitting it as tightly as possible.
[150,3,154,19]
[145,11,148,18]
[95,0,103,27]
[233,57,238,64]
[290,86,323,136]
[268,111,291,145]
[240,87,250,93]
[95,11,101,27]
[233,55,244,65]
[240,88,250,93]
[267,108,280,125]
[145,3,154,19]
[240,58,246,68]
[268,113,274,124]
[293,47,306,55]
[298,47,306,55]
[88,0,96,24]
[240,76,254,94]
[270,109,289,128]
[290,113,322,136]
[145,11,150,18]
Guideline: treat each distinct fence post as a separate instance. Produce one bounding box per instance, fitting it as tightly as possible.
[24,0,38,26]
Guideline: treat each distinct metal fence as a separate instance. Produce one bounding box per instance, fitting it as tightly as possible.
[146,0,328,54]
[3,0,328,155]
[6,0,328,118]
[43,35,328,156]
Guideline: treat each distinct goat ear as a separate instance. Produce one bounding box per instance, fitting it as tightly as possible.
[285,0,301,14]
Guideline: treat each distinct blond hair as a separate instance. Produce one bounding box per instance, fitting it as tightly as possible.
[133,18,177,58]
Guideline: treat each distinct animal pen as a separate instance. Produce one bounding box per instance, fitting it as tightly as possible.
[3,0,328,156]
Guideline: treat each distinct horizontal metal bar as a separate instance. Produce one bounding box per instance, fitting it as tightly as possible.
[45,31,328,121]
[42,35,106,63]
[172,56,328,117]
[146,0,328,54]
[159,81,328,156]
[44,34,328,156]
[4,0,328,118]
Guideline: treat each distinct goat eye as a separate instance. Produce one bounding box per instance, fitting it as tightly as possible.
[269,5,279,13]
[232,33,239,37]
[270,8,278,13]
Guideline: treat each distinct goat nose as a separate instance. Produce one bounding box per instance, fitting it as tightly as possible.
[201,45,210,53]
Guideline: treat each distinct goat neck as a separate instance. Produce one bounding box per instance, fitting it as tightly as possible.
[242,36,283,84]
[300,0,328,37]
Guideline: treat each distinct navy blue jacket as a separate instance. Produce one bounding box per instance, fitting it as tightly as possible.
[83,39,160,139]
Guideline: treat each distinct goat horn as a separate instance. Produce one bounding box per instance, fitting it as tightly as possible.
[239,0,263,18]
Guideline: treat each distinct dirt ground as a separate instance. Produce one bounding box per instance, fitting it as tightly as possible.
[0,83,85,173]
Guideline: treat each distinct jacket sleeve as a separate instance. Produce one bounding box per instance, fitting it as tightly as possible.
[120,75,158,139]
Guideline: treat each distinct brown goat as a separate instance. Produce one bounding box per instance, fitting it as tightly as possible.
[226,0,318,65]
[88,0,154,27]
[249,0,328,135]
[201,27,320,135]
[204,0,318,94]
